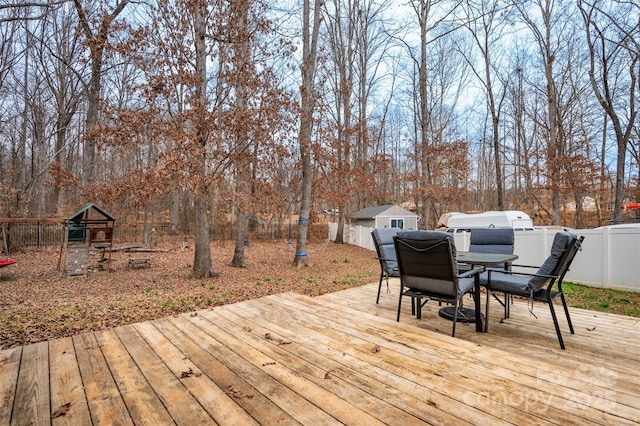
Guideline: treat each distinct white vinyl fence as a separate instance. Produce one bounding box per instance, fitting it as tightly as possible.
[329,223,640,292]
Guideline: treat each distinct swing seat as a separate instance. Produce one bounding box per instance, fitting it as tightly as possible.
[0,259,16,268]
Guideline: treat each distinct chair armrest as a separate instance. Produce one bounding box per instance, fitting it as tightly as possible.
[509,264,542,269]
[458,267,484,279]
[487,269,559,280]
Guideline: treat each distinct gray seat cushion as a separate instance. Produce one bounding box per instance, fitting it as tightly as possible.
[479,231,577,294]
[397,230,456,257]
[481,271,530,294]
[372,228,400,275]
[458,276,476,295]
[469,228,514,254]
[528,231,576,291]
[469,228,514,271]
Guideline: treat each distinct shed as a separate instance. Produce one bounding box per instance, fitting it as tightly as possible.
[58,203,116,276]
[351,204,419,229]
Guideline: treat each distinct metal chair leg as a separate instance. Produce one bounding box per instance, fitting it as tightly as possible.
[560,292,575,334]
[547,295,566,350]
[376,273,383,304]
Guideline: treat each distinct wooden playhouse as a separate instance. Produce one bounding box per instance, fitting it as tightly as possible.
[58,203,115,276]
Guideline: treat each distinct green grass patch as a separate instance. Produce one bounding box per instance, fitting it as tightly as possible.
[563,283,640,317]
[333,273,363,286]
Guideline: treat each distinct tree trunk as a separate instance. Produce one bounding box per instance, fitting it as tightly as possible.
[190,0,216,278]
[335,209,345,244]
[294,0,322,267]
[192,187,216,278]
[231,1,251,268]
[73,0,130,187]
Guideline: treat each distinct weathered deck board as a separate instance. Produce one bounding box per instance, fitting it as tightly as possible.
[202,307,468,425]
[72,332,132,425]
[11,341,49,426]
[49,337,91,426]
[263,293,618,425]
[94,329,175,425]
[0,347,21,426]
[114,323,213,425]
[1,282,640,425]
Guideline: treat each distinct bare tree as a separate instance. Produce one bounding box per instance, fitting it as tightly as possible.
[322,0,357,244]
[578,0,639,221]
[230,1,252,268]
[514,0,579,224]
[294,0,323,267]
[0,2,66,24]
[321,0,395,240]
[458,0,513,211]
[37,6,84,214]
[72,0,131,187]
[406,0,465,227]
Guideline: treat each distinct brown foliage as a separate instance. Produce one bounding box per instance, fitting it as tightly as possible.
[0,239,378,349]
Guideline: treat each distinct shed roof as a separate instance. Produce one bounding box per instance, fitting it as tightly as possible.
[351,204,417,219]
[66,203,115,223]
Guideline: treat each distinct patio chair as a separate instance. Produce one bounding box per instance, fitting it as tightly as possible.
[480,231,584,349]
[394,230,482,337]
[371,228,401,303]
[469,228,515,313]
[469,228,515,270]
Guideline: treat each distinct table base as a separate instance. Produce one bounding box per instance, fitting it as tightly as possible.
[438,306,483,323]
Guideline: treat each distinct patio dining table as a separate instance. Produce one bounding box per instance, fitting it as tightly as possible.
[439,251,519,332]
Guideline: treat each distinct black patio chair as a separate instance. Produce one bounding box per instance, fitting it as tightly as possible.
[469,228,515,314]
[480,231,585,349]
[394,230,482,337]
[469,228,515,270]
[371,228,401,304]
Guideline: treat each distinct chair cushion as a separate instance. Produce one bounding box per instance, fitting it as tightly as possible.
[397,230,456,256]
[405,275,475,297]
[397,230,458,273]
[458,276,476,295]
[527,231,576,291]
[372,228,400,274]
[469,228,515,271]
[373,227,400,245]
[469,228,514,254]
[480,271,530,294]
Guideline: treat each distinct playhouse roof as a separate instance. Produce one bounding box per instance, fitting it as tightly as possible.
[66,203,115,223]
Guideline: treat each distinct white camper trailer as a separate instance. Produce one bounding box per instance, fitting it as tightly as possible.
[443,211,534,232]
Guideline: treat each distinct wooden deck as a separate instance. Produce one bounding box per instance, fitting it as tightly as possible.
[2,281,640,425]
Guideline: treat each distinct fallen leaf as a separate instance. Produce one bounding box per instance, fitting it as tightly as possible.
[371,345,381,353]
[52,402,71,418]
[265,333,291,345]
[225,385,254,399]
[0,241,380,348]
[180,368,194,378]
[263,361,276,366]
